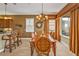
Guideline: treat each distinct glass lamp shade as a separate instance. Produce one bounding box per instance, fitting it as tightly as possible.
[4,17,8,19]
[4,17,12,19]
[45,15,48,19]
[39,14,42,18]
[36,14,48,20]
[36,15,41,20]
[36,16,39,19]
[38,18,41,20]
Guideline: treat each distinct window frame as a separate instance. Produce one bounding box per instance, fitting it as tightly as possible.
[25,18,34,32]
[49,19,55,32]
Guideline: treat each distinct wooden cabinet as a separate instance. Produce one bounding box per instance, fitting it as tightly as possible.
[0,19,13,28]
[0,19,4,28]
[4,19,13,28]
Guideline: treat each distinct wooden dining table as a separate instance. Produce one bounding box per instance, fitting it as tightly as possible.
[30,34,56,56]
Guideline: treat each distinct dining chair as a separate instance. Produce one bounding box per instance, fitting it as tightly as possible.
[2,34,16,53]
[30,32,38,56]
[35,37,51,56]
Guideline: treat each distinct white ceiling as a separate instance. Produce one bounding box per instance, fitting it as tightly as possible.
[0,3,67,15]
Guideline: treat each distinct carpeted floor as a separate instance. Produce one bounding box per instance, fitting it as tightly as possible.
[0,38,76,56]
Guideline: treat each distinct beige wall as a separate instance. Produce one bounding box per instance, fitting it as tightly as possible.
[6,15,44,38]
[10,15,34,38]
[1,15,56,38]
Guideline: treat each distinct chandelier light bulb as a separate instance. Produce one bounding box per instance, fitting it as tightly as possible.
[36,3,48,21]
[39,14,42,18]
[45,15,48,19]
[36,16,39,19]
[38,17,40,20]
[4,17,8,19]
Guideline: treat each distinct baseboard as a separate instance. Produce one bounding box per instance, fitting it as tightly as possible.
[0,49,4,53]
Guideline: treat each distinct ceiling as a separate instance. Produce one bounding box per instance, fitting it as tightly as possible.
[0,3,67,15]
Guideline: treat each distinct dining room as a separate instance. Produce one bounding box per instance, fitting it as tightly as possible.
[0,3,79,56]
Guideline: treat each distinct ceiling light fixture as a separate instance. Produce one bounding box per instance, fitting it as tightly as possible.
[36,3,48,21]
[4,3,12,19]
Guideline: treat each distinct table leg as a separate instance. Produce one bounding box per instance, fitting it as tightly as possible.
[9,38,12,53]
[52,42,56,56]
[31,46,34,56]
[4,40,7,52]
[17,36,19,46]
[30,42,34,56]
[53,42,56,56]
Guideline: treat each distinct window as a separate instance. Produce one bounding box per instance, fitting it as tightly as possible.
[61,17,70,37]
[49,20,55,32]
[26,18,34,32]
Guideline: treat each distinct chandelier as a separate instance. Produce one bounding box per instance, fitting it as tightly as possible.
[36,3,48,21]
[3,3,12,19]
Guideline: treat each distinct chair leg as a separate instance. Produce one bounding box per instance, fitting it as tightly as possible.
[13,39,16,49]
[3,40,7,53]
[19,38,22,44]
[9,39,12,53]
[30,42,34,56]
[31,47,34,56]
[17,37,19,46]
[53,43,56,56]
[52,42,56,56]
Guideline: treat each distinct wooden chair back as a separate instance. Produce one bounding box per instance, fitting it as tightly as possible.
[35,37,51,55]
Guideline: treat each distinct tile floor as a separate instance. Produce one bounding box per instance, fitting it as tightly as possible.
[0,38,76,56]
